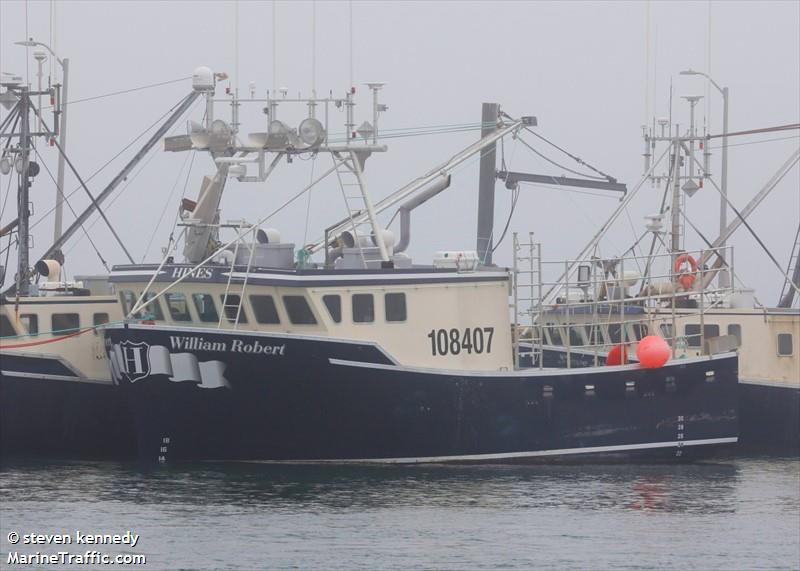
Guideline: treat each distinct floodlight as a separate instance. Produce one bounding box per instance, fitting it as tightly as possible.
[208,120,232,151]
[266,120,290,148]
[268,120,289,137]
[188,121,210,149]
[0,157,11,175]
[298,117,326,147]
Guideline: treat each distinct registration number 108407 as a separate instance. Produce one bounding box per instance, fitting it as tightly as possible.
[426,327,494,356]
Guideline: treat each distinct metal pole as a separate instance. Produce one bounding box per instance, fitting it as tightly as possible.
[476,102,499,265]
[53,57,68,246]
[35,56,44,133]
[17,89,31,296]
[512,232,519,369]
[718,86,730,288]
[670,136,682,252]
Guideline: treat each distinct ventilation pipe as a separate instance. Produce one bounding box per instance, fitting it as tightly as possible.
[394,175,451,253]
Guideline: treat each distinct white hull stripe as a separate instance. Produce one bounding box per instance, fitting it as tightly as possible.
[226,271,508,283]
[1,370,111,385]
[229,437,738,465]
[110,270,508,283]
[328,351,737,378]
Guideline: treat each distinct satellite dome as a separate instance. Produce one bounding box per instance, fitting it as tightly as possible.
[192,67,215,92]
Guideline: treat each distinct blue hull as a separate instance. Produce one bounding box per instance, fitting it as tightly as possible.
[105,325,739,464]
[738,381,800,452]
[0,371,136,461]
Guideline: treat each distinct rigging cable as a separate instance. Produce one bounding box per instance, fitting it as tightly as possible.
[42,76,192,110]
[303,155,317,246]
[707,123,800,139]
[491,137,519,253]
[23,94,194,238]
[141,150,195,262]
[65,99,201,257]
[516,134,607,180]
[523,126,615,181]
[705,155,800,297]
[30,103,134,263]
[710,134,799,149]
[32,146,109,270]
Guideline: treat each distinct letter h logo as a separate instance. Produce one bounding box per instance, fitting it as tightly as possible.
[120,340,151,382]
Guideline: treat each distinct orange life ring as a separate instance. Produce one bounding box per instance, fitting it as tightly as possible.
[674,254,698,290]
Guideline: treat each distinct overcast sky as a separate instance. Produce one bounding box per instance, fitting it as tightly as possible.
[1,1,798,302]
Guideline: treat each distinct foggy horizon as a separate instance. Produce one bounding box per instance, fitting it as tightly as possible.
[1,0,798,303]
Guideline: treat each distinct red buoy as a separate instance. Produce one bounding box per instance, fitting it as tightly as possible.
[636,335,670,368]
[606,344,628,366]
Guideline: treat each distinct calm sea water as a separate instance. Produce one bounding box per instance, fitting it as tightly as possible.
[1,456,798,570]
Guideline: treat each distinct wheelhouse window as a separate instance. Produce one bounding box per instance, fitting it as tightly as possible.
[250,295,280,324]
[20,314,39,336]
[728,324,742,347]
[141,292,165,320]
[385,293,407,322]
[608,323,622,344]
[0,315,16,337]
[777,333,793,356]
[119,290,136,315]
[166,293,192,322]
[52,313,80,334]
[352,294,374,323]
[119,290,162,320]
[283,295,317,325]
[322,295,341,324]
[633,324,649,340]
[685,324,720,348]
[220,293,248,323]
[193,293,220,323]
[588,325,603,346]
[568,326,584,347]
[660,323,673,341]
[93,313,109,335]
[546,324,563,345]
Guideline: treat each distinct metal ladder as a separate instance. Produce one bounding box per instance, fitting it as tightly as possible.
[332,151,388,267]
[779,222,800,306]
[512,232,543,369]
[218,221,256,330]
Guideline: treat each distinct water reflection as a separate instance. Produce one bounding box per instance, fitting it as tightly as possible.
[2,457,797,571]
[0,458,743,515]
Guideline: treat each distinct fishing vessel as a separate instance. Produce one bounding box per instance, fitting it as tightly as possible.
[103,69,738,464]
[528,92,799,451]
[0,47,199,458]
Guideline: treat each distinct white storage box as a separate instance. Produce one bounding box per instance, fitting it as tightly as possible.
[433,250,480,270]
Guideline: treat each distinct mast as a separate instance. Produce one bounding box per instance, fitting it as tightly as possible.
[16,87,32,296]
[476,102,499,265]
[669,132,682,253]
